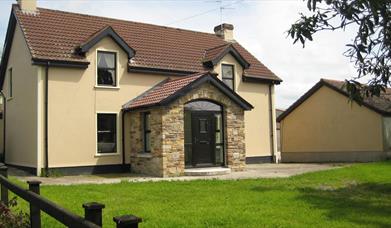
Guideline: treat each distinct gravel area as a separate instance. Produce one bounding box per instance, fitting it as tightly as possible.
[13,163,345,186]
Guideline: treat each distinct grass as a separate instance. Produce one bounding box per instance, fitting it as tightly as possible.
[9,161,391,227]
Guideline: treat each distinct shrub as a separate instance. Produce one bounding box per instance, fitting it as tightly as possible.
[0,197,29,228]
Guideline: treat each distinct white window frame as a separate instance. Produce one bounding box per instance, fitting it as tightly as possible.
[95,111,120,156]
[95,49,120,89]
[221,64,235,91]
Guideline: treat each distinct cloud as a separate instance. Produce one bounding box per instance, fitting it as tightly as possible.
[0,0,359,109]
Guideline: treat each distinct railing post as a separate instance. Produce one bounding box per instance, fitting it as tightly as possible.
[0,166,8,206]
[113,215,142,228]
[83,202,105,226]
[27,180,42,228]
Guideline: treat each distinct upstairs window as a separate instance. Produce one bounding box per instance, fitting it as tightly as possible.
[222,64,234,90]
[97,113,117,154]
[97,51,117,87]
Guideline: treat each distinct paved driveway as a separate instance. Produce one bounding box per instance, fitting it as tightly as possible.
[14,163,344,186]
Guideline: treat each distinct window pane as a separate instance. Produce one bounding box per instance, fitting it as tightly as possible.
[97,52,116,86]
[145,113,150,131]
[97,114,117,153]
[199,119,208,133]
[98,52,115,68]
[215,145,224,164]
[222,65,234,79]
[223,79,233,90]
[98,69,116,86]
[185,100,221,111]
[145,132,151,152]
[215,113,221,131]
[143,113,151,152]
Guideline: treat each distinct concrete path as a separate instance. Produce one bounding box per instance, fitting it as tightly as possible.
[13,163,344,186]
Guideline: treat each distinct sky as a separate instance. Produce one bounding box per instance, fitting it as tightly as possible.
[0,0,357,109]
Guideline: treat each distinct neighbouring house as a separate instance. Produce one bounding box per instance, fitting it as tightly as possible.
[276,108,284,152]
[278,79,391,163]
[0,0,282,177]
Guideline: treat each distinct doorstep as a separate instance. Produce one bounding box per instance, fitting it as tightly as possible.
[184,167,231,176]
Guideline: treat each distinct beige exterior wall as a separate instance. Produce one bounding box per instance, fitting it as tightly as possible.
[3,23,39,168]
[47,37,170,167]
[0,29,276,171]
[281,86,384,154]
[47,38,276,168]
[214,54,275,158]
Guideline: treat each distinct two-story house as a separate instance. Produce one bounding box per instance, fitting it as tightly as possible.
[0,0,281,176]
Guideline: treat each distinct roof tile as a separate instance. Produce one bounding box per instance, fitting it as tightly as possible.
[13,5,281,81]
[123,72,207,110]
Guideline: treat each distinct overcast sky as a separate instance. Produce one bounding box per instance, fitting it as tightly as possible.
[0,0,357,109]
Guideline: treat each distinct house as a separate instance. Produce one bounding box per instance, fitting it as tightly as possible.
[0,0,282,177]
[275,108,284,152]
[278,79,391,162]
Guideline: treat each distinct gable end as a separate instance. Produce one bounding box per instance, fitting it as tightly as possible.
[77,26,136,59]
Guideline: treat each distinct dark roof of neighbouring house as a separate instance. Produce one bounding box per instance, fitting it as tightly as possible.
[277,78,391,122]
[122,72,253,111]
[0,4,281,87]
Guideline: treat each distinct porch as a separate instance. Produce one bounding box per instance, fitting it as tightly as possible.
[122,72,253,177]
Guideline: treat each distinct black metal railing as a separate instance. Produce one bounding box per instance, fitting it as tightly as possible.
[0,165,142,228]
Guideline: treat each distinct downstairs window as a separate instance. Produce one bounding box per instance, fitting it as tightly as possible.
[97,113,117,154]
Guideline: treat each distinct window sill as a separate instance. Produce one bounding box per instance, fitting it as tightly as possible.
[95,152,120,157]
[94,85,120,90]
[136,153,153,158]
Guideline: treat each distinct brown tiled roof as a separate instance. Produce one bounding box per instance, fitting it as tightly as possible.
[13,5,281,82]
[123,72,207,110]
[123,71,254,111]
[203,44,230,62]
[277,78,391,121]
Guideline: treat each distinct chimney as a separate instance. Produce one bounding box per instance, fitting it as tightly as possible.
[17,0,37,13]
[214,23,234,42]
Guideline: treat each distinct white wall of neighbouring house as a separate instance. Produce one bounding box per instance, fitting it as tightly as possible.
[3,23,39,169]
[214,54,277,160]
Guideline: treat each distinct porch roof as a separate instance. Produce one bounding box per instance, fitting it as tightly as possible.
[122,72,253,111]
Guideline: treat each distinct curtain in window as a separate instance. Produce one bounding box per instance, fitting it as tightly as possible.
[98,52,115,68]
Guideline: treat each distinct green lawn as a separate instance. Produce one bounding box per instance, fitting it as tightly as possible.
[10,161,391,227]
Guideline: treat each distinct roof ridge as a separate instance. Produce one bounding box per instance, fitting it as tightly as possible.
[205,43,231,51]
[168,71,209,82]
[123,78,170,108]
[33,6,222,38]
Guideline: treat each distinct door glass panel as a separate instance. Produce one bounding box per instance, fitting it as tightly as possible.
[185,100,222,111]
[199,119,208,133]
[214,113,224,164]
[216,132,221,144]
[215,145,224,164]
[215,113,221,131]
